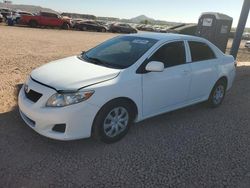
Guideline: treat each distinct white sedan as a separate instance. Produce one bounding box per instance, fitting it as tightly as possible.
[18,33,236,143]
[245,41,250,48]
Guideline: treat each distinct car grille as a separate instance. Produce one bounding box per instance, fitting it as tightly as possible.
[24,89,42,103]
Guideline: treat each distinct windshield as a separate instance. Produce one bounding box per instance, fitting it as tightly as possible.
[81,36,158,69]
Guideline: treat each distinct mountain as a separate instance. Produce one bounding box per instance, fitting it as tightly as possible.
[0,3,58,13]
[130,15,155,23]
[130,15,181,26]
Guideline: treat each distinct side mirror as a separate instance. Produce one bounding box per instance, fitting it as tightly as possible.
[145,61,164,72]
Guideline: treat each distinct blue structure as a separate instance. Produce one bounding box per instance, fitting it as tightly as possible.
[230,0,250,59]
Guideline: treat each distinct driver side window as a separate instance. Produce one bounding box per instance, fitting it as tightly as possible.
[149,41,186,68]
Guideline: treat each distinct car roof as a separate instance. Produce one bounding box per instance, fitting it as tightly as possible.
[126,33,204,42]
[40,11,58,15]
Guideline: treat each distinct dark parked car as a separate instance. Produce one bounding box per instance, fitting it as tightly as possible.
[75,21,107,32]
[71,18,85,28]
[110,23,137,34]
[166,24,197,36]
[0,7,11,20]
[0,13,3,22]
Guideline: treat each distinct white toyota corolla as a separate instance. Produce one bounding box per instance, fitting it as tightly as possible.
[18,33,236,143]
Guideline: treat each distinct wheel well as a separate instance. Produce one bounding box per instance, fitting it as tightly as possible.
[91,97,138,135]
[218,76,228,88]
[62,22,69,29]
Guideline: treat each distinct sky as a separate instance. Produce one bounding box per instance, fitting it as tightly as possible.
[10,0,248,27]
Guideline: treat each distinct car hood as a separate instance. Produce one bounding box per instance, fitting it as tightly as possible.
[31,56,120,91]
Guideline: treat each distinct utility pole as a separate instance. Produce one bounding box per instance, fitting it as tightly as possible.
[230,0,250,59]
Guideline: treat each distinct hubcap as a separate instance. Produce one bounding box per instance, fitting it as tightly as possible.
[103,107,129,138]
[213,85,225,105]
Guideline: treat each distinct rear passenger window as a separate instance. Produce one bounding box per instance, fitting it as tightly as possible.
[42,12,57,18]
[189,41,216,62]
[149,41,186,68]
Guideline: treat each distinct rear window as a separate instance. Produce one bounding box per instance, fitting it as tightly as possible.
[189,41,216,62]
[41,12,58,18]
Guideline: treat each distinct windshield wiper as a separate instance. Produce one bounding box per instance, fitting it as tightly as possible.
[87,56,104,65]
[79,53,125,69]
[84,54,118,68]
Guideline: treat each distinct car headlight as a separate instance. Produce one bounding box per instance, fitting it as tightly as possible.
[46,90,94,107]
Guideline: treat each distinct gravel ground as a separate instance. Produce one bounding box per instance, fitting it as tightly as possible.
[1,25,250,187]
[0,25,117,113]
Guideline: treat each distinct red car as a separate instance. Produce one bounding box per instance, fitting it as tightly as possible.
[20,11,72,29]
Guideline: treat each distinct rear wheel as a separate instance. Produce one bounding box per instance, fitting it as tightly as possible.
[62,23,70,30]
[101,28,106,32]
[81,26,87,31]
[208,79,227,108]
[93,100,135,143]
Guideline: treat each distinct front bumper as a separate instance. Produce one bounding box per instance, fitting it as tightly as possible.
[18,78,100,140]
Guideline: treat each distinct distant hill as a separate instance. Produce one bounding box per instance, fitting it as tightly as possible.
[130,15,155,23]
[130,14,181,26]
[97,14,182,26]
[0,3,58,13]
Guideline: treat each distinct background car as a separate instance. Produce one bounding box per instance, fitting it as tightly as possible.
[71,18,85,28]
[6,10,33,25]
[245,41,250,48]
[15,10,33,23]
[0,7,12,20]
[153,26,168,33]
[0,13,3,23]
[242,32,250,40]
[20,11,72,29]
[109,23,137,33]
[75,20,107,32]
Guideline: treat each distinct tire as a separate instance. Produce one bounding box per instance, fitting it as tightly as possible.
[207,79,227,108]
[81,26,87,31]
[93,99,135,143]
[29,20,37,28]
[62,23,70,30]
[101,28,106,32]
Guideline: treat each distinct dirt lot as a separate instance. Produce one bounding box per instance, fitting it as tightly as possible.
[1,25,250,187]
[0,25,117,113]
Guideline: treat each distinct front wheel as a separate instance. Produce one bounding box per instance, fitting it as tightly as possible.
[100,28,106,32]
[62,23,70,30]
[80,26,87,31]
[93,100,135,143]
[207,80,227,108]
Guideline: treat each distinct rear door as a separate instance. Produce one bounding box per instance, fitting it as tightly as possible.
[87,21,97,31]
[142,41,192,117]
[119,24,128,33]
[40,12,60,27]
[187,41,219,101]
